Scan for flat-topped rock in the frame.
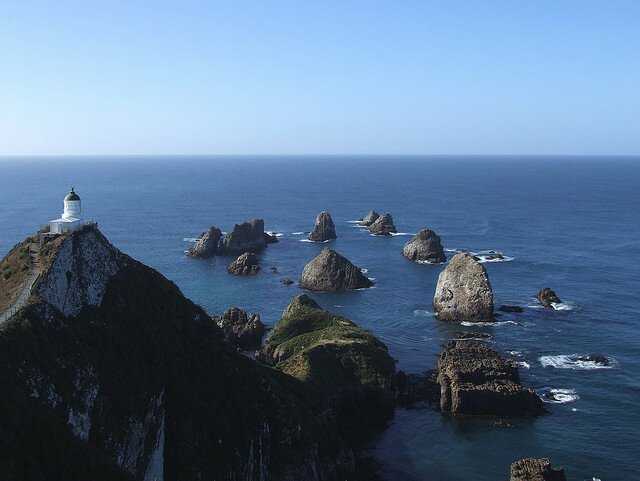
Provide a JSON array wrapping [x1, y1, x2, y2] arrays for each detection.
[[186, 226, 222, 258], [220, 219, 268, 256], [227, 252, 260, 276], [308, 211, 337, 242], [213, 307, 265, 350], [510, 458, 566, 481], [437, 340, 545, 417], [437, 341, 545, 417], [368, 212, 397, 236], [359, 210, 380, 227], [300, 248, 373, 292], [433, 253, 494, 321], [402, 229, 446, 263], [536, 287, 561, 308]]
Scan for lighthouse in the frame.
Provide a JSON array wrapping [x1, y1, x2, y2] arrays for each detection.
[[48, 188, 92, 234]]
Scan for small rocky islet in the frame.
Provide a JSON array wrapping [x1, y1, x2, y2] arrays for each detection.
[[308, 210, 337, 242], [402, 228, 446, 263], [300, 247, 373, 292]]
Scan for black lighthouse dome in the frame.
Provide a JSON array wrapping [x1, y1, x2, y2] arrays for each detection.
[[64, 188, 80, 201]]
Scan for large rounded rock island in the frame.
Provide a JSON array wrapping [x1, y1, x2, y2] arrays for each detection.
[[433, 253, 494, 321], [300, 248, 373, 292], [402, 229, 446, 263]]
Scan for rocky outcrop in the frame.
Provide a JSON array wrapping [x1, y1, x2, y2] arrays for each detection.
[[577, 354, 610, 365], [220, 219, 268, 256], [263, 232, 279, 244], [536, 287, 561, 308], [0, 225, 361, 480], [300, 248, 373, 292], [436, 340, 545, 417], [186, 226, 222, 259], [359, 210, 380, 227], [257, 295, 396, 435], [227, 252, 260, 276], [308, 211, 337, 242], [368, 212, 397, 235], [402, 229, 446, 263], [433, 253, 494, 322], [510, 458, 566, 481], [281, 278, 294, 285], [213, 307, 265, 350]]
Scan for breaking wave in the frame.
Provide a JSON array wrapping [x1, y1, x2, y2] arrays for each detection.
[[183, 237, 198, 243], [536, 388, 579, 404], [539, 354, 617, 370], [460, 320, 517, 327]]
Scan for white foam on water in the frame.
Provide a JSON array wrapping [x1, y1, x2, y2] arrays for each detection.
[[346, 220, 362, 223], [539, 354, 617, 370], [516, 361, 531, 369], [292, 232, 305, 235], [460, 320, 517, 327], [300, 238, 331, 243], [268, 232, 283, 237], [183, 237, 198, 243], [390, 232, 414, 236], [367, 277, 376, 281], [416, 259, 445, 265], [537, 388, 579, 404], [508, 350, 524, 357], [413, 309, 433, 317], [360, 268, 368, 274], [550, 302, 574, 311], [475, 254, 515, 263]]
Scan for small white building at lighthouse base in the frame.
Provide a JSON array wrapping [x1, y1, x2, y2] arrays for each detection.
[[49, 188, 93, 234]]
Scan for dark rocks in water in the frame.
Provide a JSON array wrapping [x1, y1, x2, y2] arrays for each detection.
[[402, 229, 446, 263], [436, 340, 545, 417], [499, 305, 524, 313], [368, 212, 397, 236], [308, 211, 337, 242], [484, 253, 505, 261], [270, 266, 278, 273], [227, 252, 260, 276], [359, 210, 380, 226], [257, 295, 396, 436], [509, 458, 566, 481], [454, 331, 491, 340], [492, 419, 516, 428], [577, 354, 610, 365], [300, 248, 373, 292], [213, 307, 265, 350], [536, 287, 561, 308], [220, 219, 268, 256], [281, 278, 294, 285], [395, 370, 440, 407], [433, 253, 494, 322], [186, 226, 222, 258], [263, 232, 279, 244]]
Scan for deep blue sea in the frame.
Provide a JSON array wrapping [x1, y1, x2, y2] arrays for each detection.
[[1, 156, 639, 480]]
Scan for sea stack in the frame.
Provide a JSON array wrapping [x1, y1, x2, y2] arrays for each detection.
[[437, 340, 545, 416], [300, 248, 373, 291], [536, 287, 561, 308], [509, 458, 566, 481], [186, 226, 222, 258], [368, 212, 397, 235], [433, 253, 494, 321], [359, 210, 380, 226], [308, 211, 337, 242], [227, 252, 260, 276], [220, 219, 268, 255], [213, 307, 265, 350], [402, 229, 446, 263]]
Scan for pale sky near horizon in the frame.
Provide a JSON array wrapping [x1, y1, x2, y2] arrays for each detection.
[[1, 1, 639, 156]]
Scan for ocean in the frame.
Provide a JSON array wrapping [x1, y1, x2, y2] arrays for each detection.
[[1, 156, 638, 480]]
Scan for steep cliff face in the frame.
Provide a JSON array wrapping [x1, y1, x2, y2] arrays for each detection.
[[0, 226, 354, 481]]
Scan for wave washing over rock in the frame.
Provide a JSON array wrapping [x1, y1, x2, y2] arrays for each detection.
[[539, 354, 617, 370]]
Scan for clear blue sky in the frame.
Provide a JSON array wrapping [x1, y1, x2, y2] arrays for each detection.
[[1, 1, 638, 155]]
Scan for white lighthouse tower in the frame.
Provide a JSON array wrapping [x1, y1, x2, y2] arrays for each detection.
[[48, 188, 91, 234]]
